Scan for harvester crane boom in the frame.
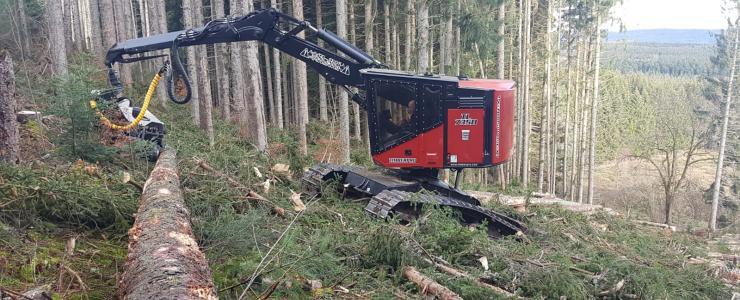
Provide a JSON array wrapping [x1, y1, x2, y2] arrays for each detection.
[[105, 8, 381, 107]]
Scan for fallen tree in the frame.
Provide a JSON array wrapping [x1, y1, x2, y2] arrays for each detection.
[[118, 149, 217, 299], [402, 266, 462, 300]]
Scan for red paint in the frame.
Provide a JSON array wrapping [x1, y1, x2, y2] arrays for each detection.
[[446, 109, 485, 164], [372, 125, 444, 168], [492, 89, 515, 164]]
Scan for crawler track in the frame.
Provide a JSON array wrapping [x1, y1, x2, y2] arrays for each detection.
[[302, 164, 526, 237]]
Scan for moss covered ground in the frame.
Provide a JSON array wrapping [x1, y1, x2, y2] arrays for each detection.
[[1, 103, 737, 299]]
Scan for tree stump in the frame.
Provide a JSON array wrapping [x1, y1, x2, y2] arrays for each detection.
[[0, 52, 19, 164], [118, 149, 217, 299]]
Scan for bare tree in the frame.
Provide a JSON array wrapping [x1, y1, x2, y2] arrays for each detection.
[[292, 0, 309, 155], [416, 0, 429, 73], [88, 0, 104, 56], [181, 0, 201, 123], [271, 0, 284, 129], [239, 0, 268, 151], [317, 0, 329, 122], [710, 22, 739, 231], [193, 0, 215, 147], [47, 0, 69, 76], [337, 0, 351, 163], [0, 53, 19, 164], [587, 13, 603, 205], [211, 0, 230, 121]]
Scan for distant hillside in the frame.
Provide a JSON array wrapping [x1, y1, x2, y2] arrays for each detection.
[[603, 43, 715, 76], [608, 29, 720, 44]]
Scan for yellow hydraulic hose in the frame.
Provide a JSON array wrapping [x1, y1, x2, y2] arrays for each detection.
[[90, 67, 164, 131]]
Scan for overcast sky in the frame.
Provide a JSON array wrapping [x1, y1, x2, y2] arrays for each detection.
[[608, 0, 733, 31]]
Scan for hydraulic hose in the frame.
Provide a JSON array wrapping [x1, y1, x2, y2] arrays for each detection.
[[166, 40, 193, 104], [90, 65, 166, 131]]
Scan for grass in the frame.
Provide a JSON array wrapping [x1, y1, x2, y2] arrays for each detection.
[[0, 82, 735, 298]]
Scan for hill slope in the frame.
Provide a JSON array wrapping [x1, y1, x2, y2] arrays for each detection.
[[608, 29, 720, 44]]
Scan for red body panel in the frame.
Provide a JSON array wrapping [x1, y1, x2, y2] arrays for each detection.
[[446, 109, 485, 164], [492, 89, 515, 164], [372, 126, 444, 168]]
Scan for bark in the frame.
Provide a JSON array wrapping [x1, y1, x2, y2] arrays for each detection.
[[710, 25, 739, 231], [112, 0, 133, 86], [47, 0, 69, 76], [538, 0, 553, 193], [150, 0, 169, 105], [17, 0, 32, 55], [271, 0, 284, 129], [118, 149, 217, 299], [263, 44, 275, 124], [402, 266, 462, 300], [587, 15, 602, 205], [64, 0, 74, 52], [337, 0, 351, 163], [363, 0, 374, 154], [213, 0, 232, 120], [350, 1, 362, 140], [71, 0, 84, 51], [240, 0, 268, 151], [193, 0, 215, 147], [416, 0, 429, 73], [0, 54, 19, 164], [521, 0, 532, 187], [182, 0, 201, 123], [404, 0, 414, 71], [384, 1, 391, 65], [292, 0, 309, 155], [88, 0, 104, 56], [317, 0, 329, 122]]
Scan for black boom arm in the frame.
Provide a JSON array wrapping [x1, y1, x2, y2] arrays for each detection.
[[106, 8, 381, 104]]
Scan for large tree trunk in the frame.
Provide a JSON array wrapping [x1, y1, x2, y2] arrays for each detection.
[[317, 0, 329, 122], [17, 0, 32, 55], [538, 0, 553, 193], [118, 149, 217, 299], [404, 0, 414, 71], [363, 0, 374, 155], [271, 0, 284, 129], [213, 0, 232, 120], [193, 0, 215, 147], [587, 14, 602, 205], [112, 0, 133, 86], [47, 0, 69, 76], [350, 1, 362, 141], [521, 0, 532, 187], [88, 0, 104, 56], [416, 0, 429, 73], [182, 0, 201, 123], [292, 0, 309, 155], [337, 0, 351, 163], [710, 25, 739, 231], [0, 54, 19, 164], [240, 0, 269, 151]]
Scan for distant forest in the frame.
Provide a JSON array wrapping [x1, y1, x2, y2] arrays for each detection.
[[602, 42, 716, 76]]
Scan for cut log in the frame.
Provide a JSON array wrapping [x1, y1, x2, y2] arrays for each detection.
[[118, 149, 217, 299], [420, 258, 518, 298], [402, 266, 462, 300], [631, 220, 677, 232]]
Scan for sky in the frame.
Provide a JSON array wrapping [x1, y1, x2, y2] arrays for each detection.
[[607, 0, 733, 31]]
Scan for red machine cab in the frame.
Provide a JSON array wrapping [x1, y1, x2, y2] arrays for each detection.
[[364, 69, 516, 170]]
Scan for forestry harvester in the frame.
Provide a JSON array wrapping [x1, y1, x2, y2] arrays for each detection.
[[93, 8, 526, 236]]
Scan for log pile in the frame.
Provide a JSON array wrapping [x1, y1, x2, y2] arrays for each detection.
[[118, 149, 217, 299]]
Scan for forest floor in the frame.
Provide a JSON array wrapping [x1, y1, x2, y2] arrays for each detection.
[[1, 106, 738, 299]]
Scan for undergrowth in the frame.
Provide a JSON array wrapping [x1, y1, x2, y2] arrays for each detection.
[[0, 63, 734, 298]]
